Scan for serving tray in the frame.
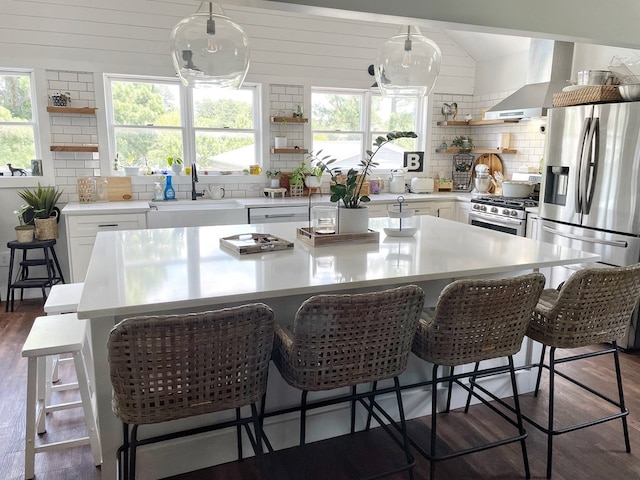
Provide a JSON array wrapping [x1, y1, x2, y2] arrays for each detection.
[[220, 233, 293, 255], [296, 227, 379, 247]]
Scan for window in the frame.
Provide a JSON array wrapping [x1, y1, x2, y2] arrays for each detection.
[[106, 75, 258, 172], [311, 88, 423, 171], [0, 70, 38, 172]]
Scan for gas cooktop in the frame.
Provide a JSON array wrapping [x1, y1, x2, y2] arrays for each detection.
[[470, 196, 538, 220]]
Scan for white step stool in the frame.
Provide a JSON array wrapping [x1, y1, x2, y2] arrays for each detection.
[[22, 313, 101, 480], [44, 283, 84, 385]]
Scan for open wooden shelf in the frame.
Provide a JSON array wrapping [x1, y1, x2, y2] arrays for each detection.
[[50, 145, 99, 152], [46, 106, 97, 115], [435, 148, 517, 154], [437, 119, 519, 126], [271, 148, 308, 154], [270, 116, 308, 123]]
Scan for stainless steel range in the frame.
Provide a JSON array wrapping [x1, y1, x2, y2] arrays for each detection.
[[469, 196, 538, 236]]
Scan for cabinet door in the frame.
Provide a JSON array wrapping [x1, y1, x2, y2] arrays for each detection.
[[526, 214, 539, 240], [434, 202, 455, 220], [367, 203, 389, 218], [68, 236, 96, 282], [456, 201, 471, 224]]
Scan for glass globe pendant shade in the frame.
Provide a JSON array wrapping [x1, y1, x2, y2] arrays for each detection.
[[374, 25, 441, 97], [170, 2, 250, 89]]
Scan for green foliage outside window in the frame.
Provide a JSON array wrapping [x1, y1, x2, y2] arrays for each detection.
[[0, 74, 36, 170]]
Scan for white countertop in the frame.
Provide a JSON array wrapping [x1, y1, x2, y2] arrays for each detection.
[[77, 216, 598, 319], [62, 192, 472, 215]]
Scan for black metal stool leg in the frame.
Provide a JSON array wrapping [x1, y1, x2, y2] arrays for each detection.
[[546, 347, 556, 479], [236, 407, 243, 460], [464, 362, 480, 413], [300, 390, 308, 446], [508, 355, 530, 479], [351, 384, 357, 434], [612, 342, 631, 453], [430, 363, 439, 480], [535, 344, 547, 397]]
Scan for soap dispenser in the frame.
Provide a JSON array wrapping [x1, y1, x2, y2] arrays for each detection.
[[163, 175, 176, 200], [153, 182, 163, 201]]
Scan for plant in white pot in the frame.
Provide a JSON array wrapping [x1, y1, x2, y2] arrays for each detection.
[[314, 131, 418, 233], [167, 156, 183, 175], [18, 183, 63, 240], [274, 118, 287, 149], [266, 170, 281, 188], [303, 154, 331, 190], [13, 204, 35, 243]]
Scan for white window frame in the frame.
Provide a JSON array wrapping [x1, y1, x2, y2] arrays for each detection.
[[311, 87, 427, 172], [0, 68, 46, 186], [104, 74, 261, 173]]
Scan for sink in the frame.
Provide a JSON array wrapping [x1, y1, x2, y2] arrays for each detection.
[[147, 200, 247, 228], [150, 199, 244, 211]]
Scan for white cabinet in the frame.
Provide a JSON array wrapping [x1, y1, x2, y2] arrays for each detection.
[[526, 211, 539, 240], [66, 213, 146, 282], [405, 201, 455, 220], [456, 201, 471, 224], [367, 203, 390, 218]]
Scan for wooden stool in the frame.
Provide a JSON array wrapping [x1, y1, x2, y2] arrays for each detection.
[[264, 187, 287, 198], [43, 282, 84, 387], [22, 313, 101, 480]]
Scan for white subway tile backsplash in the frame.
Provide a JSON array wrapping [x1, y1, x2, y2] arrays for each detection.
[[58, 72, 78, 82]]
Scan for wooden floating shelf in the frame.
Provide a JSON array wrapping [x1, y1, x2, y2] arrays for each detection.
[[271, 148, 309, 154], [46, 106, 97, 115], [50, 145, 99, 152], [435, 148, 517, 154], [437, 119, 519, 126], [270, 116, 308, 123]]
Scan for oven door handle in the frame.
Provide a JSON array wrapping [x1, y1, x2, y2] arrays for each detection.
[[469, 212, 524, 225], [542, 225, 628, 248]]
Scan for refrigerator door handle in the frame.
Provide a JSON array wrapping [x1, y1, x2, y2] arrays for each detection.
[[583, 117, 600, 215], [575, 117, 591, 214], [542, 225, 629, 248]]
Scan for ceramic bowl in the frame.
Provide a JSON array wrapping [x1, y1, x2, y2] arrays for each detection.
[[124, 166, 140, 176]]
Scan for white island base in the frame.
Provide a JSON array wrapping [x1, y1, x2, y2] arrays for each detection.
[[78, 217, 599, 479]]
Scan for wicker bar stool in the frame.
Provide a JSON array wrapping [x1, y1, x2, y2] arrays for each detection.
[[524, 263, 640, 479], [269, 285, 425, 479], [108, 304, 275, 480], [409, 273, 546, 480]]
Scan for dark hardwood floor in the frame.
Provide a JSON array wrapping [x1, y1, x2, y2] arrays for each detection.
[[4, 299, 640, 479]]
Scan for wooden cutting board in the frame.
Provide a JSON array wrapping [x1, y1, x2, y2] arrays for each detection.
[[472, 153, 503, 193], [105, 176, 133, 201]]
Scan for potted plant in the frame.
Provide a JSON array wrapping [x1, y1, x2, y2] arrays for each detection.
[[13, 204, 35, 243], [18, 183, 63, 240], [315, 131, 417, 233], [167, 157, 183, 175], [275, 118, 287, 149], [289, 164, 306, 197], [50, 91, 71, 107], [304, 151, 334, 190], [266, 170, 281, 188], [451, 135, 473, 153]]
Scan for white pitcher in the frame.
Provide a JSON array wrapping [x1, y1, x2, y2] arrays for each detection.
[[207, 186, 225, 199]]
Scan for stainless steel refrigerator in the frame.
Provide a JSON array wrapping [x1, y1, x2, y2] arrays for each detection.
[[539, 101, 640, 349]]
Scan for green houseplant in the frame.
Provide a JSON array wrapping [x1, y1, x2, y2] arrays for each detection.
[[451, 135, 473, 153], [18, 183, 63, 240], [13, 204, 35, 243], [316, 131, 417, 209], [266, 170, 281, 188]]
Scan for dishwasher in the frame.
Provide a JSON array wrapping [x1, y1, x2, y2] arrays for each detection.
[[248, 206, 309, 224]]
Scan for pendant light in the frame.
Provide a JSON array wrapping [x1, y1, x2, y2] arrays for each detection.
[[170, 2, 250, 89], [374, 25, 441, 97]]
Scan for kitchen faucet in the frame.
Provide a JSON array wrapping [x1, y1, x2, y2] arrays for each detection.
[[191, 163, 205, 200]]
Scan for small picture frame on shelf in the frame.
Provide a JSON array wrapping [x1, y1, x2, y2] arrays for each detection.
[[31, 159, 43, 176]]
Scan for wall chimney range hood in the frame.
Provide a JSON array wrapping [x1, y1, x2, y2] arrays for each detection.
[[484, 40, 574, 120]]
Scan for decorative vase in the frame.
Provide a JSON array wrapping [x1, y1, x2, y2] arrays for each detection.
[[269, 178, 281, 188], [290, 184, 303, 197], [171, 163, 183, 175], [34, 211, 59, 240], [15, 225, 35, 243], [274, 137, 287, 149], [337, 206, 369, 234]]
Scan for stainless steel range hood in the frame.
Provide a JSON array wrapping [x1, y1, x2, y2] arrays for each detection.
[[484, 40, 574, 120]]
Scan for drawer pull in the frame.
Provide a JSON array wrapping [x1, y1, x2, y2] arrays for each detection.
[[97, 224, 119, 228]]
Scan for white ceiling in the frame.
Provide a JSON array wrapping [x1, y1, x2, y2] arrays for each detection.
[[445, 30, 531, 62]]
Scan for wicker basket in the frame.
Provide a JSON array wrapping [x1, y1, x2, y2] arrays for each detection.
[[553, 86, 622, 107], [34, 215, 58, 240]]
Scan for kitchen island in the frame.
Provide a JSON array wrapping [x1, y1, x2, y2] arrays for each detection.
[[78, 216, 599, 479]]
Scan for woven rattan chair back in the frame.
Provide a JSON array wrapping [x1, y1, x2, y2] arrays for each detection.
[[276, 285, 425, 391], [529, 263, 640, 349], [108, 303, 275, 425], [413, 273, 546, 366]]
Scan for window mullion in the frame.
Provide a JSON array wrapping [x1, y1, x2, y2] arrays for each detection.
[[182, 85, 194, 166]]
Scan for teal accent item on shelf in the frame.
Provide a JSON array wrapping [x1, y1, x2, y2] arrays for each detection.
[[163, 175, 176, 200]]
